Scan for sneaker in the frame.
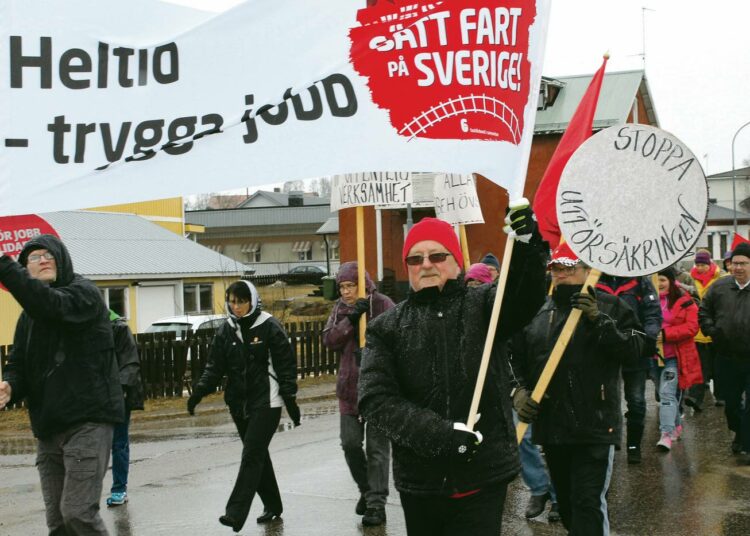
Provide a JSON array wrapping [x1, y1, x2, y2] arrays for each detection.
[[627, 446, 641, 464], [355, 494, 367, 516], [362, 507, 386, 527], [106, 492, 128, 507], [670, 424, 683, 441], [657, 433, 672, 452], [547, 502, 561, 523], [524, 492, 550, 519]]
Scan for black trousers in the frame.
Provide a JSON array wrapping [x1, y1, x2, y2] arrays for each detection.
[[226, 407, 282, 529], [544, 444, 614, 536], [399, 482, 508, 536], [721, 358, 750, 451]]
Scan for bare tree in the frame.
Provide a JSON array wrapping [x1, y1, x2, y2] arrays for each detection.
[[307, 177, 331, 198], [185, 193, 213, 211], [282, 180, 305, 193]]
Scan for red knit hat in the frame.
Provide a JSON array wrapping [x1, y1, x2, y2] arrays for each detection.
[[402, 217, 464, 269], [548, 242, 579, 267]]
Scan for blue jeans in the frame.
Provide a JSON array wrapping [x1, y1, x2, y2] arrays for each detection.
[[657, 359, 682, 434], [514, 411, 557, 501], [111, 409, 131, 493], [340, 414, 390, 509]]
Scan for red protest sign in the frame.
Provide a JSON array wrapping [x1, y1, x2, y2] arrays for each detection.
[[0, 214, 59, 291]]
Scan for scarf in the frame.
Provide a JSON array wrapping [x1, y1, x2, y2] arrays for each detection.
[[690, 263, 717, 288]]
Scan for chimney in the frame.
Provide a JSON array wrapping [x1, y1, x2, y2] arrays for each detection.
[[273, 187, 281, 193], [289, 191, 304, 207]]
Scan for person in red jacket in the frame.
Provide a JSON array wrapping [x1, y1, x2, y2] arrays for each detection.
[[654, 268, 703, 451]]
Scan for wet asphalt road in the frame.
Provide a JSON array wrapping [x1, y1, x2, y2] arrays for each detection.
[[1, 394, 750, 535]]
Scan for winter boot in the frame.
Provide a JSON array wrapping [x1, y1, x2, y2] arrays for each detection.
[[525, 492, 550, 519], [626, 424, 644, 464]]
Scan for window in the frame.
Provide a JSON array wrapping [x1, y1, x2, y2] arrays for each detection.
[[292, 240, 312, 261], [241, 243, 261, 263], [100, 287, 128, 318], [183, 283, 213, 314], [298, 250, 312, 261], [330, 239, 340, 260]]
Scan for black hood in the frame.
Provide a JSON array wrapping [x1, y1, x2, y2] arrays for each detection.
[[18, 234, 74, 287]]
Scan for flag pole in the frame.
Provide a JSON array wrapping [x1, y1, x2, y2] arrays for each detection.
[[459, 225, 471, 269], [356, 206, 367, 347], [467, 236, 515, 430]]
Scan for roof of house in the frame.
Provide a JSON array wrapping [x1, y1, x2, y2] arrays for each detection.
[[185, 205, 333, 229], [316, 215, 339, 235], [40, 211, 244, 279], [236, 190, 330, 208], [707, 203, 750, 223], [707, 166, 750, 179], [535, 70, 658, 134]]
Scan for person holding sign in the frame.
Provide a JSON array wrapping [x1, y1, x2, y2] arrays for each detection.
[[698, 243, 750, 462], [510, 243, 645, 535], [358, 204, 548, 536], [322, 262, 395, 527], [0, 235, 125, 536]]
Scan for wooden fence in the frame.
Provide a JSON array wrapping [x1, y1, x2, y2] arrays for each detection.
[[0, 321, 337, 409]]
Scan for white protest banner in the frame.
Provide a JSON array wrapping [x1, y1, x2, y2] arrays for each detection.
[[330, 172, 412, 211], [557, 124, 709, 277], [434, 173, 484, 225], [0, 0, 550, 216]]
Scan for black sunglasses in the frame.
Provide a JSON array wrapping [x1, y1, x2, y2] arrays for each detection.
[[405, 252, 452, 266]]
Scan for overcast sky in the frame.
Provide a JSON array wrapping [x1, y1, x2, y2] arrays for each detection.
[[171, 0, 750, 188]]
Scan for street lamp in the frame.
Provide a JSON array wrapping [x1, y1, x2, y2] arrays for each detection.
[[731, 120, 750, 234]]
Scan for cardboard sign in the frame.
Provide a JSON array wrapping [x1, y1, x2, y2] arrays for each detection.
[[331, 172, 413, 210], [0, 0, 551, 216], [434, 173, 485, 225], [0, 214, 59, 291], [557, 125, 708, 277]]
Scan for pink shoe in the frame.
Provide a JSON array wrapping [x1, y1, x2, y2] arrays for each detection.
[[657, 433, 672, 452], [670, 424, 683, 441]]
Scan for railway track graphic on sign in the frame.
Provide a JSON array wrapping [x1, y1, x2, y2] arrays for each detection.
[[398, 94, 521, 143]]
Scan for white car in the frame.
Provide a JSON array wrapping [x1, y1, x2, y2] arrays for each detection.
[[143, 314, 226, 339]]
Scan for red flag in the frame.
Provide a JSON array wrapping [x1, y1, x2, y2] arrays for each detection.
[[731, 233, 750, 250], [533, 55, 609, 249]]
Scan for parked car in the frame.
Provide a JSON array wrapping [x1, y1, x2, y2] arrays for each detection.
[[143, 314, 225, 339], [284, 265, 327, 285]]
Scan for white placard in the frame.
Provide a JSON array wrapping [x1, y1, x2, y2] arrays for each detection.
[[434, 173, 484, 225], [0, 0, 551, 216], [330, 172, 412, 211], [557, 124, 708, 277]]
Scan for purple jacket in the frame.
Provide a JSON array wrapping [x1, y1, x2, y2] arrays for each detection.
[[323, 263, 395, 415]]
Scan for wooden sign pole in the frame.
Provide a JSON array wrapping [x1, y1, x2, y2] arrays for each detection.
[[459, 225, 471, 269], [356, 206, 367, 348], [467, 236, 515, 430], [515, 268, 602, 444]]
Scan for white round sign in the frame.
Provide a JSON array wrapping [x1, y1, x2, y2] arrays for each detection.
[[556, 124, 708, 277]]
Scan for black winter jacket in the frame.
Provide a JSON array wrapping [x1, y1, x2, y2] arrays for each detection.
[[1, 235, 124, 439], [194, 311, 297, 416], [698, 276, 750, 361], [597, 275, 661, 369], [358, 241, 547, 496], [112, 318, 145, 411], [511, 289, 644, 445]]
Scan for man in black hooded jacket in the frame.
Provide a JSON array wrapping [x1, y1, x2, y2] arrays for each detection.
[[0, 234, 124, 535]]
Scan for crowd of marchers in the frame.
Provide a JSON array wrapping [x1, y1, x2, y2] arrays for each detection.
[[1, 203, 749, 536]]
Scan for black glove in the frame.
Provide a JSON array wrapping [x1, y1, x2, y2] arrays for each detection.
[[512, 387, 540, 423], [571, 285, 600, 322], [503, 198, 538, 244], [284, 396, 301, 427], [642, 335, 658, 358], [187, 393, 202, 416], [347, 298, 370, 325], [451, 423, 483, 462]]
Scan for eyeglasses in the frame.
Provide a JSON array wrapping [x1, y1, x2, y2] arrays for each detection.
[[549, 264, 579, 275], [733, 261, 749, 267], [27, 252, 55, 263], [339, 283, 357, 292], [405, 252, 452, 266]]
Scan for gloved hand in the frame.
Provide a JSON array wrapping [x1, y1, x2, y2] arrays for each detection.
[[571, 285, 600, 322], [347, 298, 370, 325], [187, 393, 202, 416], [512, 387, 540, 423], [451, 422, 483, 462], [284, 396, 301, 427], [503, 198, 537, 243]]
